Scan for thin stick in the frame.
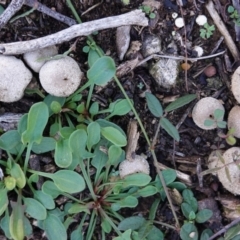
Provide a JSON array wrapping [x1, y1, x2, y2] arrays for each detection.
[[24, 0, 77, 26], [0, 0, 24, 29], [205, 0, 240, 61], [208, 217, 240, 240], [0, 10, 148, 55]]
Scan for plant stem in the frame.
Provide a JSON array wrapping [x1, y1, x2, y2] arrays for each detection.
[[86, 83, 94, 110], [23, 142, 33, 174], [99, 208, 122, 236], [79, 159, 97, 201]]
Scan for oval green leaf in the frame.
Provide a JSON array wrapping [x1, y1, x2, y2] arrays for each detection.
[[32, 137, 56, 154], [87, 122, 101, 151], [10, 162, 26, 188], [87, 56, 116, 86], [122, 173, 151, 188], [101, 127, 127, 147], [145, 92, 163, 117], [34, 190, 55, 210], [195, 209, 213, 223], [180, 223, 198, 240], [52, 170, 85, 194], [24, 198, 47, 220], [55, 139, 72, 168], [42, 181, 62, 199], [22, 102, 49, 144], [118, 216, 145, 231], [165, 94, 196, 112], [44, 213, 67, 240], [160, 117, 180, 141]]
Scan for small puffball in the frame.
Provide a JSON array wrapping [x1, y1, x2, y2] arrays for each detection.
[[175, 17, 184, 28], [0, 56, 32, 102], [23, 45, 58, 72], [231, 66, 240, 103], [193, 46, 204, 57], [196, 15, 207, 26], [192, 97, 225, 130], [119, 155, 150, 178], [39, 56, 82, 97], [216, 147, 240, 195], [204, 65, 217, 77], [228, 106, 240, 138]]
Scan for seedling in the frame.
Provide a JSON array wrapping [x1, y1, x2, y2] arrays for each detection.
[[218, 128, 237, 146], [200, 23, 215, 39], [139, 5, 156, 19], [180, 189, 213, 240], [228, 5, 240, 26], [204, 108, 227, 129]]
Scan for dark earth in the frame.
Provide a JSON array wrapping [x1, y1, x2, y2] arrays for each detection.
[[1, 0, 240, 239]]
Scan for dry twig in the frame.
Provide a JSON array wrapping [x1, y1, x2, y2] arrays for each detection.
[[0, 10, 148, 55], [206, 0, 240, 61]]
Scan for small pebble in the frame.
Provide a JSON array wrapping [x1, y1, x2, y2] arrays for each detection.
[[204, 65, 217, 77]]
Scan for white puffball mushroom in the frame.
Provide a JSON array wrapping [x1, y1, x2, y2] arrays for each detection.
[[196, 15, 207, 26], [231, 66, 240, 103], [193, 46, 204, 57], [0, 55, 32, 102], [119, 155, 150, 178], [216, 147, 240, 195], [192, 97, 225, 130], [39, 56, 82, 97], [172, 12, 178, 19], [228, 106, 240, 138], [175, 17, 184, 28], [23, 45, 58, 73]]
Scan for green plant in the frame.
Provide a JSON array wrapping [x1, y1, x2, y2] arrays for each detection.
[[200, 23, 215, 39], [180, 189, 213, 240], [228, 5, 240, 26], [218, 128, 237, 146], [139, 5, 156, 19], [145, 93, 197, 142], [204, 108, 227, 129]]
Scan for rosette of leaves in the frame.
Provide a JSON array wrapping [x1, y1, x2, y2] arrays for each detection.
[[180, 189, 213, 240]]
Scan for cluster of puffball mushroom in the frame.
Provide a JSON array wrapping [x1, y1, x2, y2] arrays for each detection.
[[0, 45, 83, 102], [192, 66, 240, 195]]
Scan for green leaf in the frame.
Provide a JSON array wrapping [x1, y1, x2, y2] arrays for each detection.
[[225, 224, 240, 240], [87, 122, 101, 151], [101, 127, 127, 147], [113, 229, 132, 240], [149, 198, 161, 221], [217, 121, 227, 129], [9, 199, 25, 240], [180, 223, 198, 240], [87, 56, 116, 86], [181, 202, 194, 219], [155, 169, 177, 190], [106, 99, 131, 119], [42, 180, 62, 199], [122, 173, 151, 188], [228, 5, 235, 13], [195, 209, 212, 223], [118, 216, 145, 231], [44, 95, 65, 116], [68, 204, 90, 214], [0, 189, 8, 217], [136, 186, 158, 197], [44, 213, 67, 240], [88, 48, 104, 67], [17, 113, 28, 135], [108, 145, 123, 166], [147, 226, 164, 240], [160, 117, 180, 141], [32, 137, 56, 154], [55, 139, 72, 168], [0, 5, 5, 15], [0, 212, 11, 239], [101, 218, 112, 233], [168, 182, 187, 191], [182, 189, 198, 212], [69, 129, 89, 159], [149, 13, 156, 19], [22, 102, 49, 144], [59, 127, 75, 139], [111, 196, 138, 211], [89, 102, 99, 115], [34, 190, 55, 210], [52, 170, 85, 194], [213, 109, 224, 119], [165, 94, 197, 112], [24, 198, 47, 220], [200, 229, 213, 240], [145, 92, 163, 117], [0, 130, 22, 154], [10, 162, 26, 188]]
